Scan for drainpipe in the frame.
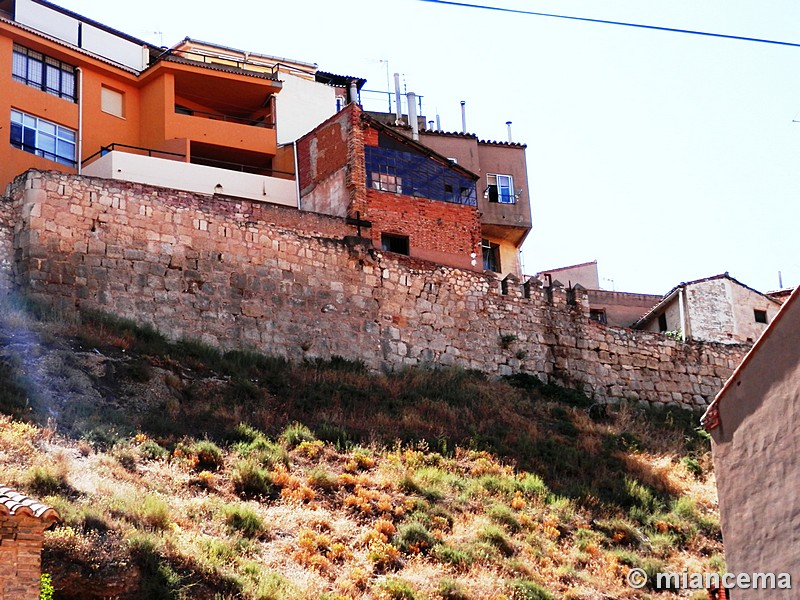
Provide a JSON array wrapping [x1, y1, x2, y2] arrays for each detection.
[[678, 287, 687, 341], [394, 73, 402, 123], [293, 140, 301, 210], [76, 67, 83, 174], [407, 92, 419, 141]]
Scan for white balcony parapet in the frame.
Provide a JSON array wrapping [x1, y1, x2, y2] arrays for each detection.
[[82, 151, 297, 207]]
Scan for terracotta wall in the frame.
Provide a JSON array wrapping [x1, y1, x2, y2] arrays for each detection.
[[8, 171, 749, 409]]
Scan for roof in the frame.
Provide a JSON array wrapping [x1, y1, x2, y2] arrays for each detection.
[[632, 272, 781, 329], [0, 486, 60, 523], [316, 71, 367, 90], [702, 284, 800, 431], [177, 37, 318, 70], [362, 113, 480, 182], [152, 51, 282, 83], [417, 128, 527, 148], [536, 260, 598, 275]]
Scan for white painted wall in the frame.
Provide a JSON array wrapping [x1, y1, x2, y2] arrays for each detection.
[[15, 0, 147, 71], [83, 152, 297, 207], [275, 74, 336, 144]]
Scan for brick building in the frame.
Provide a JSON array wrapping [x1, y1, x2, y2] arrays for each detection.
[[297, 103, 482, 270], [0, 486, 60, 600]]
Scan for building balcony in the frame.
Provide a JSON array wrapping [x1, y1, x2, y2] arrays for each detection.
[[170, 111, 277, 157], [82, 145, 297, 207]]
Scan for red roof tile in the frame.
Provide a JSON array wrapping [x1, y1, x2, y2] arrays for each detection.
[[0, 486, 60, 522]]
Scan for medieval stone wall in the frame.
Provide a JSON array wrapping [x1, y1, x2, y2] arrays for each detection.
[[7, 171, 748, 409], [0, 196, 13, 296]]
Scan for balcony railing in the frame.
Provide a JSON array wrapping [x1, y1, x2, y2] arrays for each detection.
[[156, 49, 280, 80], [82, 143, 185, 167]]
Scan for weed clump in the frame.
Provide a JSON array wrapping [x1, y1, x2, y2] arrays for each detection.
[[224, 504, 266, 539]]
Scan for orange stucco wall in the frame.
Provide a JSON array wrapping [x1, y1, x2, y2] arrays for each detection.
[[1, 20, 279, 193]]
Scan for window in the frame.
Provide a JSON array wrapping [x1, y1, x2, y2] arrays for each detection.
[[481, 238, 501, 272], [10, 109, 76, 167], [371, 167, 403, 193], [101, 86, 125, 118], [754, 309, 768, 324], [381, 233, 409, 255], [12, 44, 76, 102], [658, 313, 668, 332], [486, 173, 514, 204], [590, 309, 607, 324]]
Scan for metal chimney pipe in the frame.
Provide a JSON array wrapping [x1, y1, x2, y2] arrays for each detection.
[[460, 100, 467, 134], [394, 73, 402, 122], [428, 120, 434, 130], [436, 113, 441, 130], [349, 81, 359, 105], [506, 121, 513, 143], [407, 92, 419, 141]]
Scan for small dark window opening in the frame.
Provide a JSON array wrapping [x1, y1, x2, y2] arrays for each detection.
[[381, 233, 409, 255], [754, 309, 768, 324], [590, 309, 607, 324], [487, 184, 499, 203], [481, 238, 501, 272], [658, 313, 668, 332]]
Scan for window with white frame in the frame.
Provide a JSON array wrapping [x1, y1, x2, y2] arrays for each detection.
[[10, 109, 76, 167], [371, 167, 403, 194], [12, 44, 76, 102], [486, 173, 515, 204]]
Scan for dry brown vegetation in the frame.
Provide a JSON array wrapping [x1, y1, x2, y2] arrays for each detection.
[[0, 300, 723, 599]]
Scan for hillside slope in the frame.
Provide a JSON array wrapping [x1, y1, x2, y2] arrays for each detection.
[[0, 301, 722, 599]]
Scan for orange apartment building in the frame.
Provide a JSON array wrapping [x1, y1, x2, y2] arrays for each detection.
[[1, 0, 296, 205]]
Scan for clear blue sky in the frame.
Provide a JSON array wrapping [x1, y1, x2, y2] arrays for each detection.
[[58, 0, 800, 295]]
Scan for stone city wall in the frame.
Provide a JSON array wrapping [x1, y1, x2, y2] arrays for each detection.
[[0, 195, 13, 296], [7, 170, 749, 409]]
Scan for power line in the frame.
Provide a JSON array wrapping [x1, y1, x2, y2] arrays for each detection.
[[415, 0, 800, 48]]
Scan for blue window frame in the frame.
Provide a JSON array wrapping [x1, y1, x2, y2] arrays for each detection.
[[10, 109, 77, 167]]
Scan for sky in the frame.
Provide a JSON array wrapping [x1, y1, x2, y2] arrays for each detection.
[[55, 0, 800, 295]]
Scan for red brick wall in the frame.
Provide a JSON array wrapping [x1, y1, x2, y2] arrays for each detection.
[[366, 189, 480, 270], [0, 515, 47, 600]]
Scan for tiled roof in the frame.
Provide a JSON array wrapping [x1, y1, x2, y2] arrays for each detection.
[[0, 486, 60, 522], [153, 53, 282, 83], [418, 129, 527, 148]]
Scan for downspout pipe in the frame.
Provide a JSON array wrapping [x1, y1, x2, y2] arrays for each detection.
[[678, 287, 687, 341], [76, 67, 83, 174], [293, 141, 301, 210]]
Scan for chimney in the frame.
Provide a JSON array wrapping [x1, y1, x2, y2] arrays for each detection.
[[394, 73, 402, 122], [349, 81, 359, 105], [407, 92, 419, 141], [428, 120, 434, 130], [460, 101, 467, 134], [506, 121, 513, 143]]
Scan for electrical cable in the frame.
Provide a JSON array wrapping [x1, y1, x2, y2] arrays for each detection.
[[414, 0, 800, 48]]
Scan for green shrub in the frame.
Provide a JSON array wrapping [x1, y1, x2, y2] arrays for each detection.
[[225, 505, 266, 539], [39, 573, 54, 600], [436, 577, 470, 600], [232, 459, 273, 499], [432, 544, 474, 571], [25, 465, 68, 496], [279, 422, 316, 449], [508, 578, 553, 600], [139, 440, 169, 460], [478, 525, 515, 557], [394, 521, 436, 554], [191, 440, 224, 471], [306, 467, 337, 490], [488, 503, 520, 532], [136, 495, 171, 531], [517, 473, 549, 500], [378, 578, 418, 599]]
